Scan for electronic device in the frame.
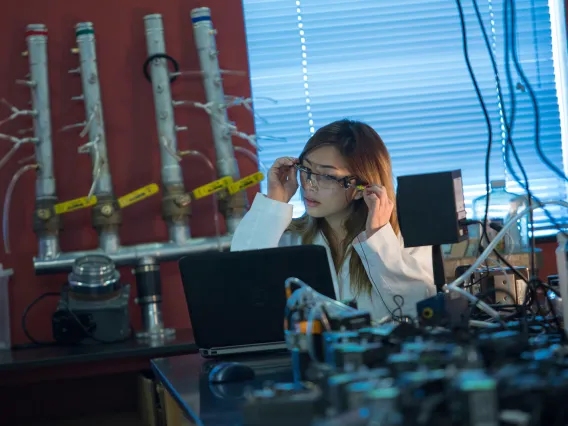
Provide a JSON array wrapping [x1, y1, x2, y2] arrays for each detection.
[[52, 255, 131, 345], [178, 245, 336, 357], [396, 170, 468, 292], [232, 277, 568, 425], [208, 362, 256, 383], [415, 291, 469, 328], [396, 169, 468, 247]]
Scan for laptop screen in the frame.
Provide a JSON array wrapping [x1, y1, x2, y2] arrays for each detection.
[[179, 245, 336, 350]]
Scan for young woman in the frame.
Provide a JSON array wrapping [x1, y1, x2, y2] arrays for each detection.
[[231, 119, 435, 320]]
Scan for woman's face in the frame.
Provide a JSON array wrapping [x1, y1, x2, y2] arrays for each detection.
[[299, 145, 362, 219]]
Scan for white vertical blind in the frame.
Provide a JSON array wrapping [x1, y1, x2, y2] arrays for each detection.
[[242, 0, 567, 234]]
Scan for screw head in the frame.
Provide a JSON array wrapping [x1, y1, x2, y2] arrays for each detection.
[[37, 209, 51, 220], [176, 194, 191, 207], [101, 205, 113, 216]]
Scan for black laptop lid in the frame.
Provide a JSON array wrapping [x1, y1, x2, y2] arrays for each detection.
[[178, 245, 336, 350]]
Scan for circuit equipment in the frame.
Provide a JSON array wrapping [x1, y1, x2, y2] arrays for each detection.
[[240, 275, 568, 426]]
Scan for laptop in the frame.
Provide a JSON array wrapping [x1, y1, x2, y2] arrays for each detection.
[[179, 245, 336, 357]]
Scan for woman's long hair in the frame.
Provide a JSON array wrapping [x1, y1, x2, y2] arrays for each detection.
[[288, 119, 398, 296]]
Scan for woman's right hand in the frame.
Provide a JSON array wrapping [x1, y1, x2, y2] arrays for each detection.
[[267, 157, 299, 203]]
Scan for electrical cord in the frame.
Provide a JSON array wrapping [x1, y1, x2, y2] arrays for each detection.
[[455, 0, 493, 255], [21, 292, 60, 345], [471, 0, 537, 280], [503, 0, 567, 235], [508, 0, 568, 183], [464, 3, 566, 336]]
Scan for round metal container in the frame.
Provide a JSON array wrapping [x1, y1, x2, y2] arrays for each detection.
[[68, 254, 121, 296]]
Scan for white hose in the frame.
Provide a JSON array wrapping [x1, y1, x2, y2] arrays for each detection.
[[444, 200, 568, 321], [0, 142, 23, 172], [2, 164, 38, 254], [234, 146, 268, 172], [179, 150, 222, 252]]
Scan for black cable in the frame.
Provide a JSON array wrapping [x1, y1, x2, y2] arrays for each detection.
[[509, 0, 568, 183], [471, 0, 538, 279], [455, 0, 493, 255], [21, 292, 61, 345], [471, 3, 567, 340], [504, 0, 568, 236], [503, 0, 567, 246], [143, 53, 180, 83]]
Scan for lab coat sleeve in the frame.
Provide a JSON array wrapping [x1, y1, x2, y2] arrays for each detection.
[[230, 193, 295, 251], [352, 223, 436, 318]]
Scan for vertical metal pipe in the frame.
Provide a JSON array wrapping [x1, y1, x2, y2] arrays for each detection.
[[134, 257, 175, 340], [75, 23, 120, 252], [144, 14, 191, 244], [75, 23, 113, 198], [26, 24, 60, 259], [190, 8, 246, 233]]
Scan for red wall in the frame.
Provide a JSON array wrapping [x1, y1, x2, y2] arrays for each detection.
[[0, 0, 258, 345], [0, 1, 564, 348]]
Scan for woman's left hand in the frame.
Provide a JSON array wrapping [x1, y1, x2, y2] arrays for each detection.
[[363, 184, 394, 237]]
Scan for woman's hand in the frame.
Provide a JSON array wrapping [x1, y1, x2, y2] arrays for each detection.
[[267, 157, 299, 203], [363, 184, 394, 237]]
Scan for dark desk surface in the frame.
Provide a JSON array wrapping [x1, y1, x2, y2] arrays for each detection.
[[0, 328, 197, 371], [151, 353, 294, 426]]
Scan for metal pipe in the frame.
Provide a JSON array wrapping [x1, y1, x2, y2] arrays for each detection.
[[75, 22, 113, 199], [75, 23, 121, 251], [190, 8, 246, 233], [25, 24, 60, 260], [144, 14, 190, 244], [33, 235, 231, 274], [134, 257, 175, 340]]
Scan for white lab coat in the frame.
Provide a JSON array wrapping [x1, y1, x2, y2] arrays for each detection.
[[230, 193, 436, 319]]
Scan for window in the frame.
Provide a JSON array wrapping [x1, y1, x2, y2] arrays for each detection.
[[242, 0, 568, 235]]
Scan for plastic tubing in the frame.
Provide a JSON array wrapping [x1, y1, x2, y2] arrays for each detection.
[[179, 149, 222, 251], [3, 163, 38, 253], [233, 145, 268, 172], [0, 143, 22, 172]]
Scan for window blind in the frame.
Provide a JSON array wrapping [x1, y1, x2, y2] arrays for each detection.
[[242, 0, 568, 235]]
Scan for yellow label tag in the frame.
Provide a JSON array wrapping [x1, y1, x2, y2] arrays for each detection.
[[54, 196, 98, 214], [228, 172, 265, 195], [118, 183, 159, 209], [192, 176, 233, 200]]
